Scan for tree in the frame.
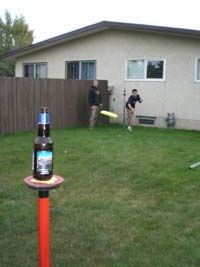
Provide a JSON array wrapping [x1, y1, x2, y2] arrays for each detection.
[[0, 10, 34, 76]]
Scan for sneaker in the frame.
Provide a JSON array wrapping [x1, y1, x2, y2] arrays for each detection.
[[127, 126, 132, 132]]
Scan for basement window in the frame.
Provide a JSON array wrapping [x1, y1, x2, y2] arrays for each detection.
[[137, 116, 156, 126]]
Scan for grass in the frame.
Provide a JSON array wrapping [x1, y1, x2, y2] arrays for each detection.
[[0, 125, 200, 267]]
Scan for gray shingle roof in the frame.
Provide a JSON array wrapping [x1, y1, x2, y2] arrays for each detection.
[[2, 20, 200, 59]]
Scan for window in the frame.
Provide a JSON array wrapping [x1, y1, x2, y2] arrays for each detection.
[[66, 61, 96, 80], [81, 62, 96, 80], [127, 60, 144, 79], [67, 62, 79, 79], [35, 64, 47, 78], [147, 61, 164, 79], [23, 63, 47, 78], [126, 59, 165, 80], [24, 64, 34, 78], [136, 116, 156, 126], [196, 58, 200, 81]]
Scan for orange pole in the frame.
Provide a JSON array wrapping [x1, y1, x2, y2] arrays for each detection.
[[38, 191, 50, 267]]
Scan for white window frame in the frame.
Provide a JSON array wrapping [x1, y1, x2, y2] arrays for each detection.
[[23, 62, 47, 78], [65, 60, 96, 80], [125, 59, 166, 81], [195, 58, 200, 82]]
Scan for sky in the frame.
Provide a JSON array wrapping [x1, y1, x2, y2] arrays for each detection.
[[0, 0, 200, 43]]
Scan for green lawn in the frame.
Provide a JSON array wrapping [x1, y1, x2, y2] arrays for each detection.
[[1, 125, 200, 267]]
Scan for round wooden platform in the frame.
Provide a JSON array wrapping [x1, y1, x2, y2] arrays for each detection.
[[24, 175, 64, 191]]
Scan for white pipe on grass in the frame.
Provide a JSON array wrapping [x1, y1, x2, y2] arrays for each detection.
[[189, 161, 200, 170]]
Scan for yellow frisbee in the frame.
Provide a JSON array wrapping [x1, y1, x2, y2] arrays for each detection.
[[100, 110, 118, 119]]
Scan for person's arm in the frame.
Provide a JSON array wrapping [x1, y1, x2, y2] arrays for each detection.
[[128, 104, 135, 111], [127, 96, 134, 111], [138, 94, 143, 103]]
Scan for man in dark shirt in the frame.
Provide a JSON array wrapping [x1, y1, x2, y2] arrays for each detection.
[[126, 89, 143, 131], [88, 80, 102, 129]]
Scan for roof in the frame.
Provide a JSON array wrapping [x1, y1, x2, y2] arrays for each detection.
[[2, 20, 200, 59]]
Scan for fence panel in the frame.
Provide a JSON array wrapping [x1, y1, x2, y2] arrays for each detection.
[[0, 77, 109, 134]]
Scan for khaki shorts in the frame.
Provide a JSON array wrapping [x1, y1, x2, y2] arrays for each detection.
[[126, 108, 134, 126]]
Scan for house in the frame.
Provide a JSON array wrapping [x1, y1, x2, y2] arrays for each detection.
[[3, 21, 200, 130]]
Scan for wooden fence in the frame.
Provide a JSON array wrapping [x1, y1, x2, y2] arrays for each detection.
[[0, 77, 109, 134]]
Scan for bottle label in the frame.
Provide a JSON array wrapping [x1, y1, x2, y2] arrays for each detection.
[[32, 152, 34, 171], [36, 151, 53, 175], [38, 113, 50, 124]]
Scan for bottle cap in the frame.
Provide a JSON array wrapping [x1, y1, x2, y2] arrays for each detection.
[[40, 107, 48, 113]]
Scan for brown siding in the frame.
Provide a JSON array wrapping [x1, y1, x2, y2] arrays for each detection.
[[0, 77, 109, 134]]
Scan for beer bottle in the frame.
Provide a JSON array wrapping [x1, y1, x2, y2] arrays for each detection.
[[32, 107, 53, 180]]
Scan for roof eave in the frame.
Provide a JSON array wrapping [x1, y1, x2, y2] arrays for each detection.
[[1, 21, 109, 60]]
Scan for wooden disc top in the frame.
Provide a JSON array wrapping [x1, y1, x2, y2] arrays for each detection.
[[24, 175, 64, 191]]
